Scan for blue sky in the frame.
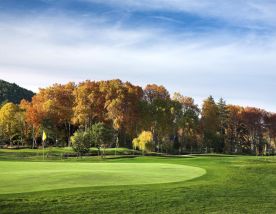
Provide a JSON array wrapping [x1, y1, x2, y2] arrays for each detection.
[[0, 0, 276, 111]]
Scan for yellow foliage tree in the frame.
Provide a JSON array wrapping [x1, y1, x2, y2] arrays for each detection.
[[132, 131, 153, 154], [0, 102, 22, 146]]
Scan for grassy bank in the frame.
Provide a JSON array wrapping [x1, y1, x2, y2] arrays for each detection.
[[0, 147, 140, 161]]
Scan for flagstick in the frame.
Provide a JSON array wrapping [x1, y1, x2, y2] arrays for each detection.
[[42, 131, 47, 161], [43, 140, 45, 161]]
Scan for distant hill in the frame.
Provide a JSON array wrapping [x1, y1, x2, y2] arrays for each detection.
[[0, 79, 35, 104]]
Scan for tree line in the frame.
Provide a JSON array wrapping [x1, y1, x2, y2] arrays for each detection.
[[0, 79, 275, 155]]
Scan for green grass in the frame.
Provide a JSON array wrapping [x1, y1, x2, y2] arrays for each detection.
[[0, 150, 275, 214], [0, 162, 205, 194]]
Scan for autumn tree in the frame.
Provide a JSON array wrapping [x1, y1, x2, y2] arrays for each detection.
[[0, 102, 22, 146], [73, 81, 105, 128], [224, 105, 243, 153], [201, 96, 220, 152], [132, 131, 153, 154], [20, 96, 47, 148], [3, 78, 274, 156], [143, 84, 170, 103], [216, 98, 229, 152], [42, 83, 75, 146], [101, 80, 143, 147], [16, 104, 31, 146], [21, 83, 75, 147], [240, 107, 268, 155], [142, 84, 176, 152], [173, 93, 200, 153], [264, 113, 276, 154]]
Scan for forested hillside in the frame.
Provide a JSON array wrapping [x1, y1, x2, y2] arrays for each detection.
[[0, 79, 34, 104]]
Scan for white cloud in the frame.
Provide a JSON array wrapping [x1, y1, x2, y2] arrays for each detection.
[[0, 13, 276, 111]]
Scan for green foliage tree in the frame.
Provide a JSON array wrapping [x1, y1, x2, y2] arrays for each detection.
[[89, 122, 115, 157], [70, 130, 91, 156], [89, 123, 114, 146]]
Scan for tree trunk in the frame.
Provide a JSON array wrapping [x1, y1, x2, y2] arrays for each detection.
[[9, 136, 12, 148], [68, 123, 71, 147], [32, 127, 35, 149]]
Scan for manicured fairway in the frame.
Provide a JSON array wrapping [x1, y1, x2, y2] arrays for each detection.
[[0, 162, 205, 194], [0, 152, 275, 214]]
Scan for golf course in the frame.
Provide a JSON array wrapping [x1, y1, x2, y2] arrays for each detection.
[[0, 162, 206, 194], [0, 149, 275, 213], [2, 0, 276, 213]]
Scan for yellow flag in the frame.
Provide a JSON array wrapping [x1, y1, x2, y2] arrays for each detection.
[[42, 131, 47, 141]]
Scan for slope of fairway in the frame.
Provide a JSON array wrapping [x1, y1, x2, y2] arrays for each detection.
[[0, 161, 206, 194]]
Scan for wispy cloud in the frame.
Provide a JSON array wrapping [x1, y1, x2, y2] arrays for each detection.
[[82, 0, 276, 29], [0, 1, 276, 111]]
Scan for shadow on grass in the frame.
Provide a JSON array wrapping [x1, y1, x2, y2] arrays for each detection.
[[192, 154, 238, 158], [102, 155, 139, 160]]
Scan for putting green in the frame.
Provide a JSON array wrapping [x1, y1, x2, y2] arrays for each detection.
[[0, 161, 206, 194]]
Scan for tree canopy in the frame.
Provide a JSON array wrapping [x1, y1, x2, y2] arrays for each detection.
[[0, 79, 275, 155]]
